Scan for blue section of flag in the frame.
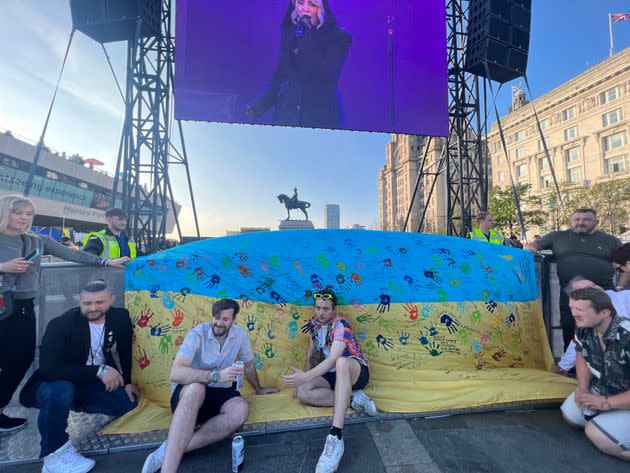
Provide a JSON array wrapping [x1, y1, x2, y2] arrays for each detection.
[[126, 230, 538, 304]]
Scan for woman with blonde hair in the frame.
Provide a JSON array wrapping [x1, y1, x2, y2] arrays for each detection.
[[245, 0, 352, 129], [0, 195, 129, 433]]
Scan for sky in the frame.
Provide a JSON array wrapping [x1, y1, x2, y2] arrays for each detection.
[[1, 1, 629, 237]]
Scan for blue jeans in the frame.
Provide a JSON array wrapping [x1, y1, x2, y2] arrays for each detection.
[[35, 379, 136, 457]]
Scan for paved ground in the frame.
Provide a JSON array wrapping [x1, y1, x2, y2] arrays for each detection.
[[1, 408, 626, 473]]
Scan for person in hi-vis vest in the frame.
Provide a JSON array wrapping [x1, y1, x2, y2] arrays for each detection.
[[83, 208, 137, 259], [468, 212, 506, 245]]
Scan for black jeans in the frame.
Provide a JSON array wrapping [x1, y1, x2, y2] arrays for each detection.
[[0, 299, 36, 409]]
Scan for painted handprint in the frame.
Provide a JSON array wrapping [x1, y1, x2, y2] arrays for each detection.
[[439, 313, 460, 334], [505, 313, 516, 327], [425, 341, 443, 357], [175, 258, 189, 269], [457, 327, 470, 345], [293, 260, 303, 274], [426, 325, 439, 337], [350, 273, 363, 285], [269, 291, 287, 307], [356, 312, 379, 324], [205, 274, 221, 289], [239, 294, 252, 309], [380, 258, 394, 274], [486, 300, 498, 313], [150, 323, 171, 337], [266, 323, 276, 340], [397, 247, 408, 258], [470, 309, 482, 325], [492, 349, 507, 362], [159, 334, 173, 354], [398, 331, 410, 346], [285, 321, 298, 341], [176, 287, 191, 302], [376, 334, 394, 351], [335, 274, 351, 291], [315, 253, 330, 269], [136, 350, 151, 369], [170, 308, 184, 327], [403, 303, 419, 321], [376, 293, 391, 313], [136, 308, 154, 328], [290, 306, 301, 320], [421, 304, 432, 320], [245, 314, 257, 331], [460, 262, 472, 275], [161, 293, 175, 310], [234, 252, 248, 262], [193, 267, 206, 280], [445, 257, 457, 269], [301, 320, 312, 334], [357, 326, 368, 342], [377, 316, 393, 331], [238, 264, 252, 277], [310, 274, 323, 290], [423, 269, 443, 284], [253, 353, 265, 371], [263, 343, 275, 359], [418, 330, 429, 346], [150, 284, 160, 298], [433, 248, 450, 256], [403, 275, 420, 290]]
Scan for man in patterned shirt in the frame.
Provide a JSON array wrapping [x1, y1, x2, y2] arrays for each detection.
[[282, 289, 377, 473], [561, 287, 630, 461]]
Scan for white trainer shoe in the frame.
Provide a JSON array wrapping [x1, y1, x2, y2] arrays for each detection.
[[351, 389, 378, 416], [315, 434, 344, 473], [42, 440, 95, 473], [141, 441, 167, 473]]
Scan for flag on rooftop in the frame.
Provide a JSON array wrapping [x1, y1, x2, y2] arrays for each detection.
[[610, 13, 630, 23]]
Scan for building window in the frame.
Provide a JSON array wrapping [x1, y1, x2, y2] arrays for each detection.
[[516, 163, 527, 179], [539, 174, 553, 189], [605, 154, 629, 174], [600, 86, 620, 105], [603, 131, 628, 152], [538, 137, 549, 151], [602, 108, 623, 128], [566, 166, 582, 184], [539, 157, 550, 171], [564, 126, 578, 141], [498, 170, 504, 183], [562, 106, 576, 121], [514, 130, 525, 142], [565, 147, 581, 163], [539, 118, 550, 131], [515, 147, 526, 159]]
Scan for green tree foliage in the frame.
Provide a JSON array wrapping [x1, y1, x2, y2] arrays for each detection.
[[488, 183, 546, 235]]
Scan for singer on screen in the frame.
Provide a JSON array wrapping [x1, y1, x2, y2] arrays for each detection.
[[245, 0, 351, 129]]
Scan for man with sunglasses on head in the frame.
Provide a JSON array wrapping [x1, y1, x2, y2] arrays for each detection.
[[282, 288, 377, 473]]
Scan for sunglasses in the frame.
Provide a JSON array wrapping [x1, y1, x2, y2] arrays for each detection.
[[313, 293, 333, 300]]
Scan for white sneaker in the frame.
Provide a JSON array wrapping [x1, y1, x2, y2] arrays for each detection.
[[351, 389, 377, 416], [42, 440, 95, 473], [141, 441, 166, 473], [315, 434, 344, 473]]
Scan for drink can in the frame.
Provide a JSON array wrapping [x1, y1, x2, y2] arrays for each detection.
[[233, 360, 244, 391], [232, 435, 244, 472]]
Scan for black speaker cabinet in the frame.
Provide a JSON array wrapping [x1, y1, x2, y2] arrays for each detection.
[[464, 0, 532, 83], [70, 0, 161, 43]]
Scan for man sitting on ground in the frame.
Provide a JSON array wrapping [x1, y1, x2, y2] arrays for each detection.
[[142, 298, 278, 473], [20, 280, 139, 473], [560, 287, 630, 461], [283, 289, 377, 473]]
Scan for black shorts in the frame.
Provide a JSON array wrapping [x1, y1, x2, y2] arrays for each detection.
[[170, 385, 241, 424], [322, 361, 369, 391]]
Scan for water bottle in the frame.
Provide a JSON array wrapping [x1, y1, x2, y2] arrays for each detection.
[[231, 435, 244, 472], [232, 361, 244, 391]]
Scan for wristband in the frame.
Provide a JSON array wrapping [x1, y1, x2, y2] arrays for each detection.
[[96, 365, 109, 378]]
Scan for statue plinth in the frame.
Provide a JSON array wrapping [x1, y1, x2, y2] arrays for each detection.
[[278, 219, 315, 230]]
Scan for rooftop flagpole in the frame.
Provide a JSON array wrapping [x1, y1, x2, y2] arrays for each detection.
[[609, 13, 614, 57]]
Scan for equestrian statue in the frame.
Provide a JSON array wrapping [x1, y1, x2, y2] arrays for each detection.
[[277, 187, 311, 220]]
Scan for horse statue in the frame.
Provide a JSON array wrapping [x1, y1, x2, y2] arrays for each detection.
[[277, 194, 311, 220]]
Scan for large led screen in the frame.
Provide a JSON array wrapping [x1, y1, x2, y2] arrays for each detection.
[[174, 0, 448, 136]]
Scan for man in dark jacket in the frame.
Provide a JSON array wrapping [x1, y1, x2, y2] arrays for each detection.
[[20, 280, 140, 473]]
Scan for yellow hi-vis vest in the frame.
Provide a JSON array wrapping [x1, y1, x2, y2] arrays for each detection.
[[83, 229, 137, 259], [468, 228, 505, 245]]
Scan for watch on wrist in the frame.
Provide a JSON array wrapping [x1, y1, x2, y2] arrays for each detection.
[[211, 370, 221, 383]]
